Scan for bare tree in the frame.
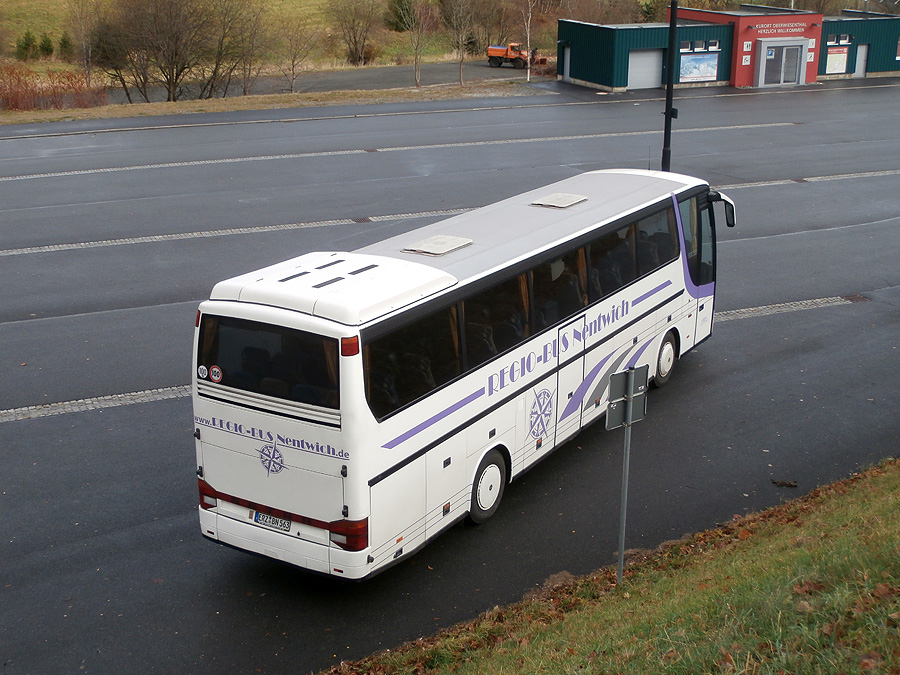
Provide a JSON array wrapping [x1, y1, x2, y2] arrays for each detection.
[[325, 0, 384, 66], [872, 0, 900, 13], [558, 0, 637, 24], [236, 0, 268, 95], [442, 0, 476, 84], [66, 0, 105, 87], [125, 0, 210, 101], [197, 0, 269, 98], [92, 12, 152, 103], [275, 12, 321, 93], [94, 0, 272, 102], [198, 0, 245, 98], [471, 0, 515, 50], [395, 0, 439, 86], [160, 0, 211, 101], [516, 0, 554, 82], [793, 0, 847, 13]]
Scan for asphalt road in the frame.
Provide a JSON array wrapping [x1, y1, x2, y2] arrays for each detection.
[[1, 77, 899, 674]]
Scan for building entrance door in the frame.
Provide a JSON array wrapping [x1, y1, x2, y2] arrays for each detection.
[[853, 44, 869, 79], [764, 45, 801, 84], [756, 39, 808, 87]]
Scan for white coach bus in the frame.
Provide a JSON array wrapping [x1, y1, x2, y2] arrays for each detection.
[[193, 169, 735, 579]]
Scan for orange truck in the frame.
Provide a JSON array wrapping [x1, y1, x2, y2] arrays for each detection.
[[487, 43, 545, 69]]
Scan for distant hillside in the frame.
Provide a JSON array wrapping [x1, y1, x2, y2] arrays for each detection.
[[1, 0, 328, 56]]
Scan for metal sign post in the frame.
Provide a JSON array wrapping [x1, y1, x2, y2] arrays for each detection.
[[606, 365, 649, 586]]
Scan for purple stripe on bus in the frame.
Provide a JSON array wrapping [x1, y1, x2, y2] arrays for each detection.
[[626, 336, 655, 369], [559, 351, 615, 422], [382, 387, 486, 449], [632, 279, 673, 306]]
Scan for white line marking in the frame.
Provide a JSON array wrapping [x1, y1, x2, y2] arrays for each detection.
[[0, 386, 190, 423], [716, 168, 900, 191], [0, 209, 471, 257], [714, 296, 853, 322], [0, 123, 790, 183], [4, 168, 898, 258]]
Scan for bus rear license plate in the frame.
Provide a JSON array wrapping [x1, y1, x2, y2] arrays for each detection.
[[253, 512, 291, 532]]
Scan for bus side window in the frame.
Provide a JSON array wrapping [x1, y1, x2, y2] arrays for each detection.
[[636, 207, 679, 275], [612, 225, 637, 287], [588, 232, 623, 301], [463, 274, 529, 367], [364, 305, 460, 418], [531, 253, 586, 330]]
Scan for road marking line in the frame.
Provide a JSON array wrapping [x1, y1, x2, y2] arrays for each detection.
[[0, 123, 790, 183], [0, 386, 190, 424], [3, 166, 898, 258], [714, 296, 854, 322], [716, 168, 900, 190], [0, 209, 471, 257], [0, 295, 863, 423]]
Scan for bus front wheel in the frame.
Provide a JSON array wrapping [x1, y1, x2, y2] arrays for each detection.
[[652, 331, 677, 388], [468, 450, 507, 524]]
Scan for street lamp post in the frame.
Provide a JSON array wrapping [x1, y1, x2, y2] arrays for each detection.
[[661, 0, 679, 172]]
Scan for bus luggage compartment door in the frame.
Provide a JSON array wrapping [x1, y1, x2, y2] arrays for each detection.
[[369, 458, 426, 568]]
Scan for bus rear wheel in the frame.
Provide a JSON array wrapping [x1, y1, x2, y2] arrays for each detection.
[[488, 56, 501, 68], [652, 331, 677, 388], [468, 449, 507, 524]]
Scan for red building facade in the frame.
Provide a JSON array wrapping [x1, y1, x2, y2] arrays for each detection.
[[676, 7, 823, 87]]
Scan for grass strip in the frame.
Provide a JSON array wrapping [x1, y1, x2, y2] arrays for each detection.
[[0, 79, 540, 127], [323, 458, 900, 675]]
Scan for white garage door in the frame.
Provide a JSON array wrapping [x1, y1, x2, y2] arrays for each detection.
[[628, 49, 664, 90]]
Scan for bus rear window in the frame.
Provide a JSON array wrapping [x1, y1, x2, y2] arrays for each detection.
[[197, 315, 339, 409]]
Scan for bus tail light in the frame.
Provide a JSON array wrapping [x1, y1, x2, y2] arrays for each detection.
[[198, 478, 218, 510], [329, 518, 368, 551], [341, 336, 359, 356]]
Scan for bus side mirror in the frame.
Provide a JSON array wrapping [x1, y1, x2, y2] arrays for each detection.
[[708, 190, 736, 228]]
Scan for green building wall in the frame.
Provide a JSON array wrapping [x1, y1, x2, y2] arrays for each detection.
[[558, 20, 733, 90], [818, 16, 900, 76]]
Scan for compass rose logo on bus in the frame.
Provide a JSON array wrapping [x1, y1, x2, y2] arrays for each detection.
[[258, 444, 287, 476], [529, 389, 554, 440]]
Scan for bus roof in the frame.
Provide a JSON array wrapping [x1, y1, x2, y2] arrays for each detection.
[[208, 170, 706, 326]]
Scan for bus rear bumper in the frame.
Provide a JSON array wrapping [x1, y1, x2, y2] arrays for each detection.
[[199, 508, 370, 579]]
